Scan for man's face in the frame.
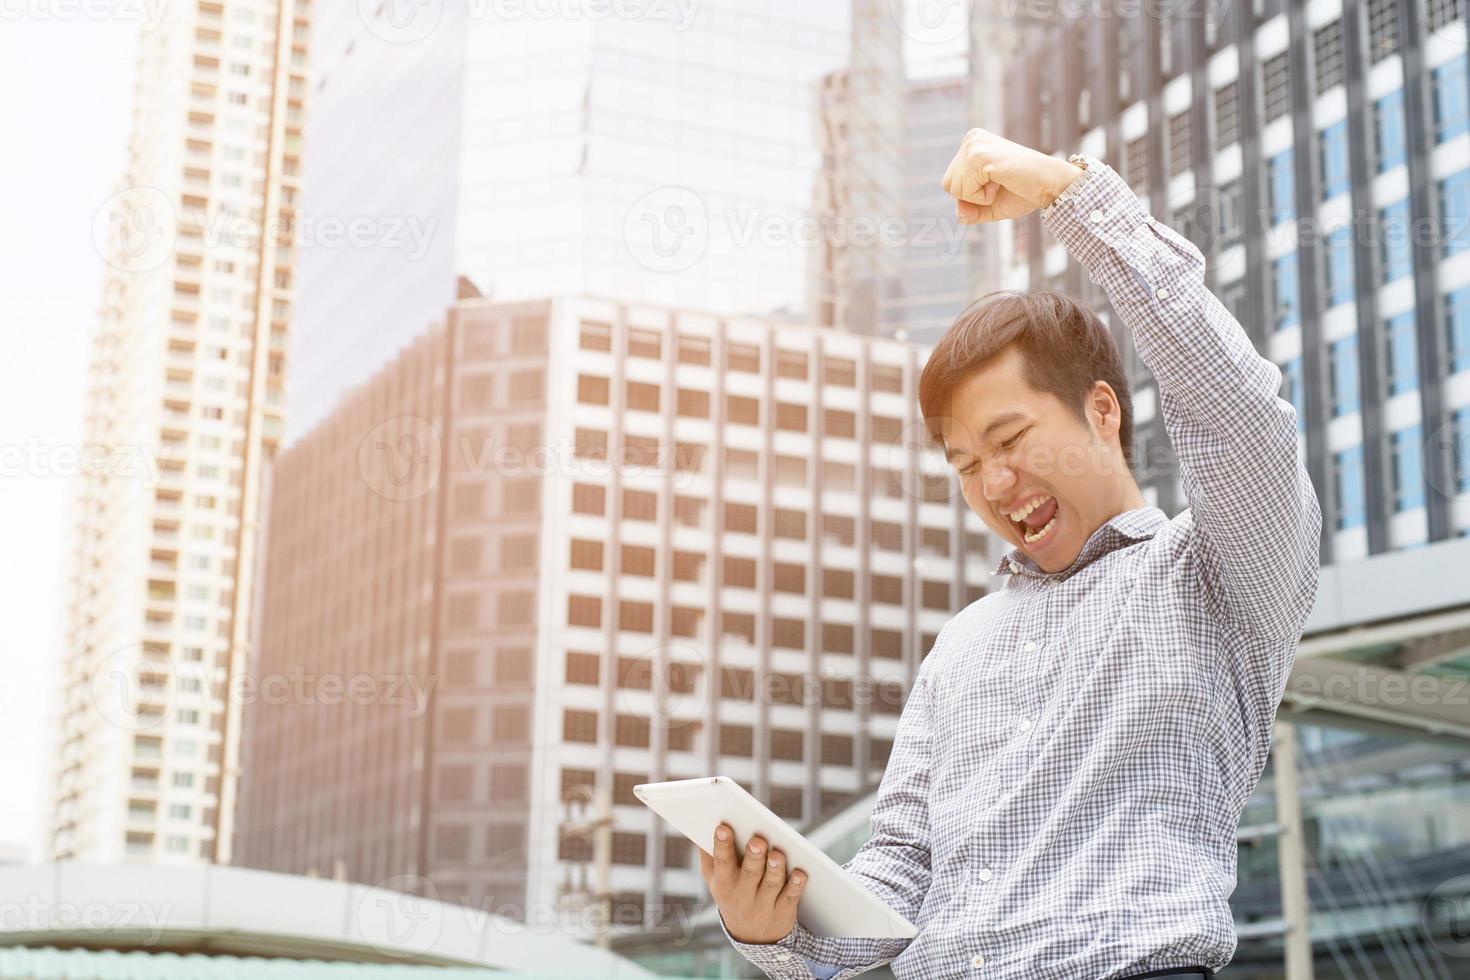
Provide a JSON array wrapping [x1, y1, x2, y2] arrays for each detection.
[[940, 346, 1131, 573]]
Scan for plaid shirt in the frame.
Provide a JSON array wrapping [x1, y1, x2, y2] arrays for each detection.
[[721, 156, 1322, 979]]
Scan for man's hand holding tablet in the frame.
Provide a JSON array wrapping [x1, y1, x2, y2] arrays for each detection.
[[698, 821, 807, 944]]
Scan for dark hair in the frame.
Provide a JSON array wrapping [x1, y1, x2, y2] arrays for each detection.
[[918, 290, 1134, 469]]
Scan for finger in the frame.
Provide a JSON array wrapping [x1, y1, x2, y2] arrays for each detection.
[[956, 199, 982, 225], [758, 848, 787, 903], [713, 823, 738, 886], [738, 835, 768, 895], [978, 180, 1000, 206], [778, 867, 807, 909]]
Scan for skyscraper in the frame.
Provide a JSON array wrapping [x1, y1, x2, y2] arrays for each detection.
[[237, 294, 1000, 934], [287, 1, 860, 437], [49, 0, 311, 865]]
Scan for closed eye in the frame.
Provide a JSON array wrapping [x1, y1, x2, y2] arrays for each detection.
[[1001, 428, 1028, 450]]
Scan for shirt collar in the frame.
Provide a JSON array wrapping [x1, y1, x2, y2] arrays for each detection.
[[991, 505, 1168, 581]]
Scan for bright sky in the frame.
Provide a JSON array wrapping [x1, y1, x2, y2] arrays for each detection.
[[0, 19, 138, 859]]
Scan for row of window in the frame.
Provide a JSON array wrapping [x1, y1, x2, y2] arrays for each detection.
[[561, 710, 904, 753], [1331, 406, 1470, 529], [1270, 171, 1470, 332], [579, 320, 905, 392], [564, 655, 938, 704], [570, 483, 981, 552], [1322, 284, 1470, 419], [567, 542, 957, 607], [565, 594, 950, 652]]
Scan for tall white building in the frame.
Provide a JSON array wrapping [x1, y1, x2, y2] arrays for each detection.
[[49, 0, 311, 865], [287, 0, 858, 437], [238, 294, 1002, 933]]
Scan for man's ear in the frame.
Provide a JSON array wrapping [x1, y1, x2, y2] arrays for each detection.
[[1087, 381, 1122, 441]]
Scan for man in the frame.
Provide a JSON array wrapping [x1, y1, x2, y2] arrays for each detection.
[[698, 130, 1322, 979]]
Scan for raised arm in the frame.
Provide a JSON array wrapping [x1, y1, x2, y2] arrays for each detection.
[[714, 667, 936, 980], [1034, 155, 1321, 643]]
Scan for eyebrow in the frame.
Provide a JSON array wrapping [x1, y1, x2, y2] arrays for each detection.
[[944, 411, 1027, 461]]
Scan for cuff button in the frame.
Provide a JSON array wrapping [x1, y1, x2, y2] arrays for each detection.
[[1089, 209, 1106, 223]]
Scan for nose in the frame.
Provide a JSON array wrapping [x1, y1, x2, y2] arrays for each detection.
[[980, 459, 1017, 504]]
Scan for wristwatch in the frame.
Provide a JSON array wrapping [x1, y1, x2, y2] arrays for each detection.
[[1067, 152, 1090, 171]]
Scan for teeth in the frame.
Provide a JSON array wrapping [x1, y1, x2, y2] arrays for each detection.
[[1023, 515, 1058, 544], [1008, 494, 1052, 522]]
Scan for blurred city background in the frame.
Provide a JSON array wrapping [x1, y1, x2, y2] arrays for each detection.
[[2, 0, 1470, 977]]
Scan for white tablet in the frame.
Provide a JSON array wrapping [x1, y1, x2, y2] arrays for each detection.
[[634, 775, 919, 940]]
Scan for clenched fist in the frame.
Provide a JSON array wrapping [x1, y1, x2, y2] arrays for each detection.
[[699, 822, 807, 944], [940, 127, 1087, 224]]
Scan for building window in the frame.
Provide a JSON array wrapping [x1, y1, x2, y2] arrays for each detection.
[[496, 647, 531, 683], [824, 408, 856, 439], [822, 733, 853, 766], [1429, 0, 1464, 30], [728, 342, 760, 373], [497, 591, 534, 628], [1454, 407, 1470, 493], [1392, 426, 1425, 512], [1125, 135, 1148, 191], [1273, 252, 1300, 331], [676, 388, 709, 418], [720, 725, 753, 757], [1281, 357, 1305, 434], [574, 428, 607, 460], [1367, 0, 1400, 64], [500, 534, 536, 570], [618, 601, 654, 633], [1330, 335, 1360, 417], [1314, 20, 1344, 94], [822, 623, 854, 654], [1375, 90, 1406, 173], [566, 651, 599, 685], [493, 706, 528, 743], [822, 514, 855, 547], [1441, 170, 1470, 256], [1319, 122, 1349, 200], [1214, 82, 1239, 149], [824, 356, 856, 387], [487, 824, 524, 864], [724, 502, 757, 534], [1168, 110, 1191, 177], [509, 369, 543, 404], [1434, 55, 1469, 143], [871, 364, 903, 394], [727, 394, 760, 426], [628, 328, 662, 360], [1217, 179, 1242, 251], [567, 595, 601, 628], [776, 349, 808, 379], [1447, 286, 1470, 373], [773, 562, 805, 594], [627, 381, 660, 413], [510, 315, 544, 353], [773, 508, 806, 540], [1269, 151, 1294, 225], [771, 617, 804, 649], [612, 831, 646, 866], [623, 488, 657, 521], [1262, 52, 1291, 123], [502, 478, 539, 515], [775, 402, 807, 432], [769, 729, 804, 761], [436, 825, 469, 861], [571, 483, 605, 515], [564, 709, 598, 743], [442, 708, 477, 743], [621, 544, 655, 577], [579, 320, 612, 352], [676, 333, 710, 365], [1325, 225, 1354, 308], [1384, 312, 1418, 396], [570, 539, 603, 571], [1380, 199, 1412, 283]]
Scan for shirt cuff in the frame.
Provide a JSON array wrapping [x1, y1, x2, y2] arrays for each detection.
[[718, 910, 839, 979], [1038, 155, 1150, 269]]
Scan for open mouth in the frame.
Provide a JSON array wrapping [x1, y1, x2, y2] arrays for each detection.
[[1008, 495, 1060, 547]]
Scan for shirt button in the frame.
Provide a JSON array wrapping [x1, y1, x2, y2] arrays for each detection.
[[776, 952, 793, 961], [1017, 717, 1033, 732], [1155, 286, 1169, 299], [1089, 208, 1105, 223], [1023, 640, 1037, 653], [972, 953, 986, 967], [978, 867, 994, 881]]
